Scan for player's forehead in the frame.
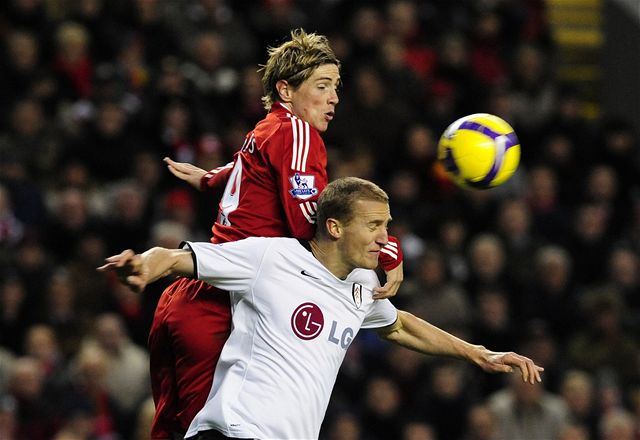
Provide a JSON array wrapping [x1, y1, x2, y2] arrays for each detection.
[[306, 63, 340, 83], [352, 199, 391, 222]]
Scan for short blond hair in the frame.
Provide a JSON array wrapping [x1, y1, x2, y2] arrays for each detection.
[[259, 29, 340, 111], [316, 177, 388, 238]]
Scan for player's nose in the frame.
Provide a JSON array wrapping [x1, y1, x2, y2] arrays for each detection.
[[375, 230, 388, 247], [329, 88, 339, 105]]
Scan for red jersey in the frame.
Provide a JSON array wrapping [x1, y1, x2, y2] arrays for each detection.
[[209, 102, 327, 243]]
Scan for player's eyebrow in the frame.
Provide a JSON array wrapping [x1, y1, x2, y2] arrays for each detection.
[[369, 217, 392, 226], [315, 75, 341, 83]]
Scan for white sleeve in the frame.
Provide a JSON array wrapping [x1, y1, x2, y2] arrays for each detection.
[[362, 299, 398, 329], [347, 269, 398, 329], [182, 237, 270, 293]]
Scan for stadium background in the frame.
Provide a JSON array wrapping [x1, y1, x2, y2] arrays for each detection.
[[0, 0, 638, 439]]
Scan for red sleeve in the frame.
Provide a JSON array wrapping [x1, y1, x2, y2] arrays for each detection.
[[200, 162, 234, 192], [265, 119, 328, 240], [379, 235, 403, 271]]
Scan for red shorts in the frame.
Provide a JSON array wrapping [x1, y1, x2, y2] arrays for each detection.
[[148, 277, 231, 439]]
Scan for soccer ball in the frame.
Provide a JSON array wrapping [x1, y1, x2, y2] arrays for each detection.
[[437, 113, 521, 190]]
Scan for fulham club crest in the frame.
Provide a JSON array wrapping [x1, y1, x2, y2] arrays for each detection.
[[352, 283, 362, 309]]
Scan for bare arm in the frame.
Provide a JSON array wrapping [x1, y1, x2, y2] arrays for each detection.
[[164, 157, 208, 190], [377, 310, 544, 384], [97, 247, 195, 293]]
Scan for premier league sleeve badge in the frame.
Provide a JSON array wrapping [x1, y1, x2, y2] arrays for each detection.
[[289, 173, 319, 200]]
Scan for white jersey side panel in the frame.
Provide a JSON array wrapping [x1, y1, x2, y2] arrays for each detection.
[[184, 238, 397, 439]]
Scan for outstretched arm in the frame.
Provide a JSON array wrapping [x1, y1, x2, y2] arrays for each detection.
[[164, 157, 233, 192], [164, 157, 208, 190], [377, 310, 544, 384], [97, 247, 194, 293]]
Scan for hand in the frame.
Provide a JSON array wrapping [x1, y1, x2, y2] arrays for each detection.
[[474, 347, 544, 384], [373, 262, 403, 300], [97, 249, 149, 293], [164, 157, 207, 191]]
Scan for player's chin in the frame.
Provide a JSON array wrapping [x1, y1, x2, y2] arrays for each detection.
[[362, 254, 379, 269], [314, 119, 330, 132]]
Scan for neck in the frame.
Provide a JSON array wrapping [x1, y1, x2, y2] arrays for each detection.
[[309, 238, 351, 280]]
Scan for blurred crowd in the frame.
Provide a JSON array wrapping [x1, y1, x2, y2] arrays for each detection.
[[0, 0, 639, 439]]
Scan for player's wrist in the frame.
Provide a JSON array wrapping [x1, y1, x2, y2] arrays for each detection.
[[200, 172, 213, 191]]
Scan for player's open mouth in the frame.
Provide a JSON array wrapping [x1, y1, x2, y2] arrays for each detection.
[[325, 112, 334, 121]]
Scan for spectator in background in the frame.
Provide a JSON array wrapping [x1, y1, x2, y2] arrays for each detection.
[[361, 376, 404, 440], [102, 181, 151, 254], [43, 187, 95, 263], [52, 22, 94, 101], [510, 43, 557, 138], [0, 393, 17, 440], [7, 356, 58, 440], [0, 98, 61, 181], [494, 197, 536, 289], [80, 313, 149, 419], [599, 409, 636, 440], [182, 30, 240, 125], [62, 343, 125, 439], [606, 246, 640, 312], [569, 203, 612, 285], [0, 276, 32, 355], [402, 420, 436, 440], [0, 347, 16, 393], [556, 423, 590, 440], [525, 165, 568, 242], [0, 30, 56, 114], [567, 289, 640, 388], [488, 373, 568, 440], [39, 269, 85, 359], [0, 184, 24, 251], [522, 245, 578, 342], [463, 404, 498, 440], [560, 370, 599, 439], [402, 248, 471, 333], [68, 99, 138, 182], [325, 411, 362, 440], [23, 324, 66, 388], [464, 233, 510, 301], [419, 362, 472, 440]]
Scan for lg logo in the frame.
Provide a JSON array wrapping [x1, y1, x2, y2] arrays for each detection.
[[291, 303, 324, 340], [291, 303, 354, 349]]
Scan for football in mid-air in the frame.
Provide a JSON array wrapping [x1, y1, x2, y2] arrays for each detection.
[[437, 113, 521, 190]]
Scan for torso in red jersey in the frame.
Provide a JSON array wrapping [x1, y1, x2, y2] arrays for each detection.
[[212, 102, 328, 244]]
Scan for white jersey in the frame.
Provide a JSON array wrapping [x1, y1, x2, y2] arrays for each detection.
[[183, 237, 398, 440]]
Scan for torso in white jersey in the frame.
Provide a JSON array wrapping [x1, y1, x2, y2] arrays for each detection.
[[183, 237, 398, 440]]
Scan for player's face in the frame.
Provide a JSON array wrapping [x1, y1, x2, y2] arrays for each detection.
[[339, 200, 390, 271], [289, 64, 340, 133]]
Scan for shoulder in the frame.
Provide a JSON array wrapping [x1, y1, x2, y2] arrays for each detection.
[[347, 269, 380, 289], [256, 111, 323, 146]]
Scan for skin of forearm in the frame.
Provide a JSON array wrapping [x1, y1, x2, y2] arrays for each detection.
[[141, 247, 194, 283], [379, 310, 483, 363]]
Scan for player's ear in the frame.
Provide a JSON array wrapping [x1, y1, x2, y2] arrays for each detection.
[[326, 218, 342, 239], [276, 80, 292, 103]]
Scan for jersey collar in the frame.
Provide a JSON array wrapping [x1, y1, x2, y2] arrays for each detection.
[[272, 101, 293, 115], [297, 239, 312, 253]]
